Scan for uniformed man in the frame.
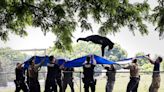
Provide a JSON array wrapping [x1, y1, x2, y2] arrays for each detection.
[[28, 56, 45, 92], [123, 59, 140, 92], [62, 67, 74, 92], [14, 63, 28, 92], [55, 58, 63, 92], [102, 65, 116, 92], [44, 56, 57, 92], [145, 55, 163, 92], [83, 55, 97, 92], [44, 56, 64, 92]]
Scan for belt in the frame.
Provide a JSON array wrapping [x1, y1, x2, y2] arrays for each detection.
[[130, 75, 140, 79], [153, 74, 160, 77]]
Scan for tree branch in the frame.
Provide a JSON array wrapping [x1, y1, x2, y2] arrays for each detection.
[[22, 2, 46, 14]]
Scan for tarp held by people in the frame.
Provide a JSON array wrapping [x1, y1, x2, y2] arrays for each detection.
[[24, 54, 148, 69], [24, 55, 118, 68]]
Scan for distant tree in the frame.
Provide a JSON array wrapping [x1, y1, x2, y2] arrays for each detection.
[[0, 48, 28, 81], [104, 44, 128, 61], [141, 63, 153, 71], [0, 61, 7, 87], [135, 52, 153, 71], [135, 52, 147, 66], [0, 0, 150, 50]]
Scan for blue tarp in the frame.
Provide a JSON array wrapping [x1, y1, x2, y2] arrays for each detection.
[[24, 55, 117, 68], [64, 55, 118, 68], [24, 56, 49, 69], [118, 56, 146, 61], [116, 55, 147, 64], [24, 55, 147, 69], [64, 56, 86, 67], [24, 56, 66, 69]]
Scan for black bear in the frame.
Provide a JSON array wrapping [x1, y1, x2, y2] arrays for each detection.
[[77, 35, 114, 56]]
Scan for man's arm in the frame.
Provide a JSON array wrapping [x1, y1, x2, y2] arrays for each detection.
[[111, 65, 115, 70], [123, 57, 137, 69], [144, 55, 154, 64], [47, 63, 54, 67], [59, 60, 66, 69], [123, 64, 131, 69], [91, 55, 96, 65], [16, 63, 23, 69], [72, 68, 74, 72], [35, 56, 46, 69], [102, 64, 109, 70], [83, 59, 87, 65]]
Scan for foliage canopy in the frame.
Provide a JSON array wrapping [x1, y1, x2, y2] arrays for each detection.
[[0, 0, 159, 50], [150, 0, 164, 39]]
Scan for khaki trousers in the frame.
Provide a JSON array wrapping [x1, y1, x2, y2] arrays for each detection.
[[149, 76, 161, 92]]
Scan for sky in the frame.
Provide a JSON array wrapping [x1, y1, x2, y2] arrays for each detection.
[[0, 0, 163, 58]]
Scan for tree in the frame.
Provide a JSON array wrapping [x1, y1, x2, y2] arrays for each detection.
[[150, 0, 164, 39], [135, 52, 147, 66], [0, 0, 150, 50], [0, 47, 29, 81], [104, 44, 128, 61], [0, 61, 7, 87]]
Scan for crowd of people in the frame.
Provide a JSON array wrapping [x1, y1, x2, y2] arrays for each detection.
[[14, 54, 163, 92]]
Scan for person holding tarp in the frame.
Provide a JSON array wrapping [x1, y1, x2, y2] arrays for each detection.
[[102, 64, 116, 92], [123, 58, 140, 92], [144, 55, 163, 92], [14, 63, 28, 92], [44, 56, 57, 92], [28, 56, 45, 92], [82, 55, 97, 92], [62, 67, 75, 92], [44, 56, 63, 92]]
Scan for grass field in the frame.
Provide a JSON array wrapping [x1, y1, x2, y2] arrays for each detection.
[[0, 73, 164, 92]]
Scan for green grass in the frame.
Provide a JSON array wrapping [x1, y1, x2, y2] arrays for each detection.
[[1, 73, 164, 92]]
